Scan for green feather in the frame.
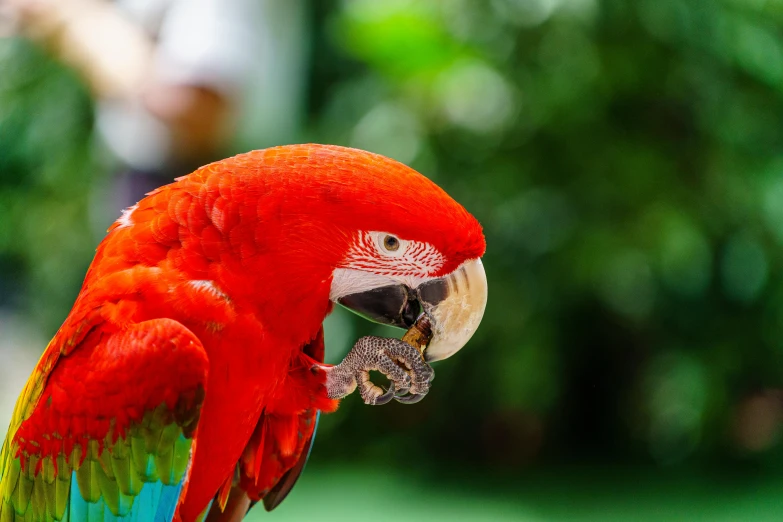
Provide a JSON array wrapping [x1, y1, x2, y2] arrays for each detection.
[[14, 472, 34, 516], [54, 459, 69, 521]]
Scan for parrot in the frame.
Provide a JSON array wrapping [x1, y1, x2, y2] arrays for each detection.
[[0, 144, 488, 522]]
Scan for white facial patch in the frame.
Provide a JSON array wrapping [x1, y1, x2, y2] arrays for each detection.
[[329, 268, 398, 301], [329, 231, 446, 301], [340, 231, 445, 282]]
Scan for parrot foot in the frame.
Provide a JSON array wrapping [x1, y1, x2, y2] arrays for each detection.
[[322, 336, 434, 405]]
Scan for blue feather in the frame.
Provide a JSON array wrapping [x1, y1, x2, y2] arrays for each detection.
[[65, 430, 191, 522], [66, 473, 185, 522]]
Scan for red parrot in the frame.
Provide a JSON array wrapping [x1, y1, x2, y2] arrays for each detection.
[[0, 144, 487, 522]]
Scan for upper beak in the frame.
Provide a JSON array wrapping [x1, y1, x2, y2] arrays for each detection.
[[336, 258, 488, 362]]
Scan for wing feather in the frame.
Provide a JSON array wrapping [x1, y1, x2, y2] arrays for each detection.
[[0, 318, 208, 522], [203, 328, 334, 521]]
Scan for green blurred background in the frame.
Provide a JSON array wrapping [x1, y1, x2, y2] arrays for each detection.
[[2, 0, 783, 520]]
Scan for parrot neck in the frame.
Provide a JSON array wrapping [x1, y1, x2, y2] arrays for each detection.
[[212, 253, 335, 348]]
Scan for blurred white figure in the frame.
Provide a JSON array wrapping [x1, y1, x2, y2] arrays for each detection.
[[3, 0, 308, 206]]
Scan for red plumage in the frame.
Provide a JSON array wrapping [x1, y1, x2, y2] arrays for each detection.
[[3, 144, 486, 521]]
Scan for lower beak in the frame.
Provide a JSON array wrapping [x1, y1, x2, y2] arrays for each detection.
[[337, 258, 488, 362]]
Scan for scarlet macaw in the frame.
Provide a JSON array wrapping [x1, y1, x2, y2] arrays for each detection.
[[0, 144, 487, 521]]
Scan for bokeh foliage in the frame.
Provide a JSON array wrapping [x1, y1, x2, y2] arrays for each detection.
[[0, 39, 96, 326], [2, 0, 783, 484], [309, 0, 783, 472]]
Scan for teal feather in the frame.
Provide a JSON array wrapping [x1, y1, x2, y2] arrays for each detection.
[[67, 467, 184, 522]]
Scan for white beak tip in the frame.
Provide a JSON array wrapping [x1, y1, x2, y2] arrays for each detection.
[[421, 258, 488, 362]]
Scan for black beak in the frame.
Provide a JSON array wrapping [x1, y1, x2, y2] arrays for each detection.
[[337, 279, 449, 330], [337, 285, 420, 329]]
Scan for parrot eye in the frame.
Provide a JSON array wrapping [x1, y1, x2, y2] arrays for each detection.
[[383, 235, 400, 252], [368, 231, 407, 257]]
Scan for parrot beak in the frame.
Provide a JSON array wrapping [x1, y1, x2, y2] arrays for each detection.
[[336, 258, 488, 362], [416, 258, 487, 362]]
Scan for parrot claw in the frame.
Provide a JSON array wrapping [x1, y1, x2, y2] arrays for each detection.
[[394, 392, 426, 404], [370, 383, 396, 405], [324, 336, 434, 406]]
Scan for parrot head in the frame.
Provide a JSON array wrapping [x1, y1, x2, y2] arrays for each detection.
[[264, 145, 487, 362]]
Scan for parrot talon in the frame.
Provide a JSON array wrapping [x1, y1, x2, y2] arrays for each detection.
[[325, 336, 433, 405], [373, 383, 397, 405], [394, 385, 410, 398], [394, 392, 426, 404]]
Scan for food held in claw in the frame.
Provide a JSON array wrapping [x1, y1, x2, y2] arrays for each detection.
[[401, 314, 433, 354]]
